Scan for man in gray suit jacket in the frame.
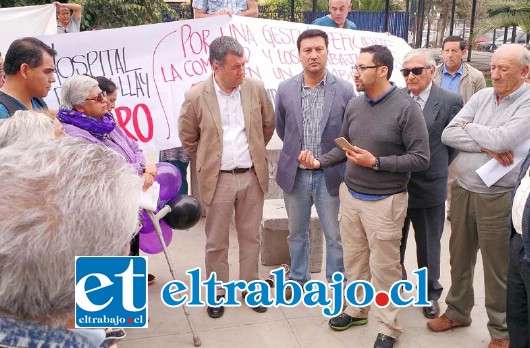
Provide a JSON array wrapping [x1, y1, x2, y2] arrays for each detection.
[[275, 29, 354, 288], [399, 49, 463, 319]]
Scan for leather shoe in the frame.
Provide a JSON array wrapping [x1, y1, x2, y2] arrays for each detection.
[[242, 291, 267, 313], [423, 300, 440, 319], [487, 338, 509, 348], [427, 313, 471, 332], [206, 295, 225, 319], [374, 333, 395, 348]]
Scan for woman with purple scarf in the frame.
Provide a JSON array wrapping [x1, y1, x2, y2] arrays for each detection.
[[58, 74, 158, 281], [58, 75, 157, 189]]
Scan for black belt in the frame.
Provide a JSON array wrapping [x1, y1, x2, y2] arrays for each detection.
[[220, 167, 253, 174]]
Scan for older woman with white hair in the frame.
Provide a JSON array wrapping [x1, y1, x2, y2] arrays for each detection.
[[58, 74, 156, 190], [59, 74, 157, 289], [0, 139, 141, 347], [0, 110, 64, 147]]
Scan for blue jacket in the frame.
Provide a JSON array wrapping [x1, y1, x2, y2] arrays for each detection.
[[274, 72, 354, 196]]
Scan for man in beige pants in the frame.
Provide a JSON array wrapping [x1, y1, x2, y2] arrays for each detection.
[[179, 36, 275, 319], [300, 45, 429, 348]]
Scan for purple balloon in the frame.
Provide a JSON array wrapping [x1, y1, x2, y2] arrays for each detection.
[[155, 162, 182, 201], [139, 219, 173, 254], [139, 210, 156, 235]]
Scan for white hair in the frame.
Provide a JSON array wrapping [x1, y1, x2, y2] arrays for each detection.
[[0, 138, 141, 326], [494, 43, 530, 70], [61, 74, 99, 110], [0, 110, 55, 148], [403, 48, 437, 68]]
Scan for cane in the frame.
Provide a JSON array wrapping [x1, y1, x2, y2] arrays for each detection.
[[146, 208, 202, 347]]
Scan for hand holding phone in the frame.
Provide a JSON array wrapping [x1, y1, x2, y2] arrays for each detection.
[[335, 137, 354, 151]]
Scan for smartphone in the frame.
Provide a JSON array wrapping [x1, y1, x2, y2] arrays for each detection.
[[335, 137, 354, 150]]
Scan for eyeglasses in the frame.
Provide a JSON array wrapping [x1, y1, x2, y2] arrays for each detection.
[[85, 92, 106, 103], [352, 65, 382, 73], [400, 67, 429, 77]]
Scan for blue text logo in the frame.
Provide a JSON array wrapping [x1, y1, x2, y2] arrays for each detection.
[[75, 256, 148, 328]]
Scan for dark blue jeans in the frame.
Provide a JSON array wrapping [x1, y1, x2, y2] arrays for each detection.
[[507, 233, 530, 348]]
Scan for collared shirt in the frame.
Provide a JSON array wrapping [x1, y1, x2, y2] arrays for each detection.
[[348, 187, 391, 201], [364, 83, 397, 106], [57, 15, 81, 34], [442, 83, 530, 194], [410, 81, 433, 110], [512, 167, 530, 235], [299, 74, 326, 168], [494, 82, 529, 105], [440, 62, 463, 94], [213, 76, 253, 170], [193, 0, 248, 14], [352, 83, 399, 201]]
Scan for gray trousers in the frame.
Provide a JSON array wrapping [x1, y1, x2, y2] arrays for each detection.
[[444, 181, 510, 339]]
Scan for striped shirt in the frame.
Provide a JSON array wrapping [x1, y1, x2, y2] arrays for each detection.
[[299, 75, 325, 168]]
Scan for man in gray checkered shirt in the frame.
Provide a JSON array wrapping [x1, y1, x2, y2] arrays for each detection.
[[275, 29, 354, 290]]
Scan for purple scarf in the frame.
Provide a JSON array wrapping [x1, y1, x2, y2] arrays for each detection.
[[57, 109, 116, 139]]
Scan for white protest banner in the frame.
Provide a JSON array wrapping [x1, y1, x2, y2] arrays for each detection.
[[39, 16, 411, 153], [0, 4, 56, 56]]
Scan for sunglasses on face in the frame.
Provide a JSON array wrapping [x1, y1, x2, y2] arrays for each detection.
[[85, 92, 106, 103], [400, 67, 429, 77]]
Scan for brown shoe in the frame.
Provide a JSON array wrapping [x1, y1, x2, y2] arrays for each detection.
[[487, 338, 509, 348], [147, 274, 155, 285], [427, 313, 471, 332]]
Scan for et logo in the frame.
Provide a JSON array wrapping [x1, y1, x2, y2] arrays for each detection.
[[75, 256, 148, 328]]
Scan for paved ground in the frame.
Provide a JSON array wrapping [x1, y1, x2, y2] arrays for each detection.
[[120, 211, 495, 348], [126, 49, 498, 348]]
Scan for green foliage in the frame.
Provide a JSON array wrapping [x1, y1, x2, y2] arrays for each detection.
[[0, 0, 178, 29], [79, 0, 178, 30], [475, 0, 530, 37], [261, 0, 401, 13], [259, 0, 304, 21], [262, 0, 302, 12], [0, 0, 48, 7], [351, 0, 386, 11]]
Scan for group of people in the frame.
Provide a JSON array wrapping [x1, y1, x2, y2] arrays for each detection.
[[177, 23, 530, 348], [0, 36, 159, 347], [1, 1, 530, 348]]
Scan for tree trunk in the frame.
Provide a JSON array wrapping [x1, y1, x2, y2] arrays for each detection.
[[437, 0, 451, 46]]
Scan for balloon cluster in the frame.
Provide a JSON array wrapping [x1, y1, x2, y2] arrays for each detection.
[[139, 162, 202, 254]]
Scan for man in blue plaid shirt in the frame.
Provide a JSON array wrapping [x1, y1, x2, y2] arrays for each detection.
[[193, 0, 258, 18]]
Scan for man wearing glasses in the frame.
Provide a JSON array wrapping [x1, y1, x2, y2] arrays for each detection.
[[0, 38, 56, 119], [300, 45, 429, 348], [398, 48, 463, 320]]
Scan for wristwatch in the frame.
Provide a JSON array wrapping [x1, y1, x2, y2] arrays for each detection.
[[372, 157, 380, 171]]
